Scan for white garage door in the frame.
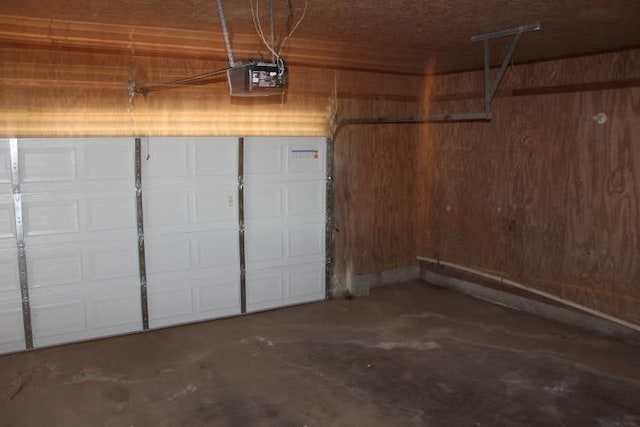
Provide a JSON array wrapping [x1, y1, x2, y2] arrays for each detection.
[[244, 137, 326, 312], [20, 138, 140, 348], [142, 137, 241, 328], [0, 136, 327, 354], [0, 139, 24, 354]]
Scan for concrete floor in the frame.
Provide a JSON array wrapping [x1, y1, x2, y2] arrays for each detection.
[[1, 281, 639, 427]]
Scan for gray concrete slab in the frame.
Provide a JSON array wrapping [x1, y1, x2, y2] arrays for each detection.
[[1, 281, 639, 427]]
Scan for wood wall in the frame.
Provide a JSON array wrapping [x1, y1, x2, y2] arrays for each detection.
[[0, 46, 333, 136], [419, 50, 640, 325], [0, 15, 426, 136]]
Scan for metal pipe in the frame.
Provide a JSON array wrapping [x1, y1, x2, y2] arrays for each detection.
[[216, 0, 236, 67], [470, 23, 540, 42], [417, 256, 640, 334], [488, 30, 522, 103], [483, 40, 491, 114], [333, 112, 491, 139]]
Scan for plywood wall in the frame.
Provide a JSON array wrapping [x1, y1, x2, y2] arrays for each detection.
[[0, 46, 334, 136], [419, 50, 640, 324]]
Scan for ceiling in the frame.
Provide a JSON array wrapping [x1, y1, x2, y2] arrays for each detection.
[[1, 0, 640, 74]]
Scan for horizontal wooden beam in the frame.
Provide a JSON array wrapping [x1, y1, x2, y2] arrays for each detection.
[[512, 78, 640, 96]]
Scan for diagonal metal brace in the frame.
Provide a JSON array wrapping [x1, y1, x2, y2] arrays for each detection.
[[472, 23, 541, 112]]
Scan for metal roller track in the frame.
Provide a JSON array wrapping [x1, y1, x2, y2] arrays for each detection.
[[324, 137, 334, 299]]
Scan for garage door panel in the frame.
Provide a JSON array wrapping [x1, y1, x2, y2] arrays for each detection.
[[144, 137, 241, 327], [143, 139, 189, 178], [32, 299, 87, 339], [0, 273, 23, 351], [143, 188, 237, 232], [23, 193, 135, 242], [244, 137, 326, 311], [0, 197, 15, 242], [149, 286, 194, 323], [0, 297, 26, 353], [147, 264, 240, 320], [286, 144, 325, 174], [23, 198, 80, 237], [198, 279, 240, 312], [0, 140, 11, 186], [245, 184, 283, 218], [246, 263, 325, 312], [245, 223, 324, 269], [84, 195, 136, 232], [82, 141, 133, 181], [245, 228, 284, 263], [27, 241, 139, 289], [85, 242, 139, 282], [144, 190, 190, 227], [31, 306, 140, 348], [289, 226, 324, 257], [192, 137, 238, 176], [89, 293, 140, 329], [0, 249, 19, 293], [246, 270, 284, 308], [0, 307, 24, 342], [245, 137, 326, 182], [287, 181, 325, 216], [246, 182, 324, 219], [27, 247, 83, 288], [244, 140, 283, 175], [193, 187, 238, 223], [197, 231, 239, 268], [17, 138, 140, 349], [30, 285, 141, 346], [146, 236, 192, 274], [289, 265, 324, 298], [21, 146, 77, 183]]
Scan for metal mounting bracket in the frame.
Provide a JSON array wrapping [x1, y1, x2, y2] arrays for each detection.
[[472, 23, 541, 114], [331, 22, 541, 137]]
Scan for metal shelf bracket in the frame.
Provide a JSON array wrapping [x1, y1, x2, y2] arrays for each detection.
[[332, 23, 541, 136]]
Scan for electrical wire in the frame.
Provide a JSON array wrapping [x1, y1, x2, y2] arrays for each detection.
[[250, 0, 280, 63], [250, 0, 307, 78], [277, 0, 308, 55]]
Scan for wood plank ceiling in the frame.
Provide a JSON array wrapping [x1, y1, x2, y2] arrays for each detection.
[[1, 0, 639, 74]]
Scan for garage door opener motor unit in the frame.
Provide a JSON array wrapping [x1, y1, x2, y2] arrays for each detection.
[[227, 61, 287, 97]]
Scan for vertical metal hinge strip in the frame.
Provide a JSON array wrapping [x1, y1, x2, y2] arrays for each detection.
[[134, 138, 150, 330], [10, 138, 33, 349], [238, 137, 247, 313]]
